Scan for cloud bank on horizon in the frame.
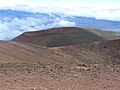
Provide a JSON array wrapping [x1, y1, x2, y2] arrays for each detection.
[[0, 0, 120, 40], [0, 0, 120, 21]]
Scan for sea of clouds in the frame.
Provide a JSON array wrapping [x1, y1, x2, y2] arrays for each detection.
[[0, 0, 120, 40], [0, 0, 120, 21], [0, 10, 77, 40]]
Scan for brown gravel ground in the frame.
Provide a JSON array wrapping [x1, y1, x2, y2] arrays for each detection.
[[0, 63, 120, 90]]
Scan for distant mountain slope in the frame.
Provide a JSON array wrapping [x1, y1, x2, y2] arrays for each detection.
[[0, 39, 119, 65], [3, 27, 119, 65], [50, 39, 120, 65], [84, 28, 120, 40], [13, 27, 120, 47], [0, 41, 66, 64], [12, 27, 105, 47]]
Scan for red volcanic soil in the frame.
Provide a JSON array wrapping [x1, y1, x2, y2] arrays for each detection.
[[22, 27, 85, 35], [50, 39, 120, 65], [0, 41, 68, 64], [12, 27, 107, 47], [0, 63, 120, 90], [12, 27, 120, 47], [0, 27, 120, 90]]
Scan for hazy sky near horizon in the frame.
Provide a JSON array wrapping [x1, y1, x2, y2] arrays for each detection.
[[0, 0, 119, 8], [32, 0, 120, 3], [6, 0, 120, 2], [0, 0, 120, 5]]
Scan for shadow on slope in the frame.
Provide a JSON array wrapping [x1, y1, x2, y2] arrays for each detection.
[[50, 39, 120, 65], [0, 39, 119, 65], [12, 27, 107, 47]]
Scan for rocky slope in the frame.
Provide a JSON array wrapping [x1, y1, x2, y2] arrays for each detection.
[[0, 41, 67, 64], [13, 27, 119, 47], [0, 39, 120, 65], [1, 27, 120, 65], [0, 27, 120, 90], [0, 63, 120, 90], [50, 39, 120, 65]]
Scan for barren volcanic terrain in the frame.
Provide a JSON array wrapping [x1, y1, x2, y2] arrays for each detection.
[[0, 27, 120, 90], [13, 27, 120, 47]]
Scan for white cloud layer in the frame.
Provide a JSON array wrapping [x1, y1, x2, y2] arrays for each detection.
[[0, 14, 77, 40], [57, 20, 76, 26], [0, 0, 120, 21]]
